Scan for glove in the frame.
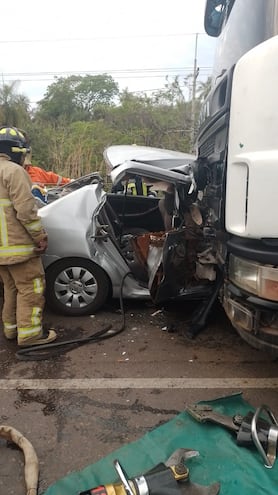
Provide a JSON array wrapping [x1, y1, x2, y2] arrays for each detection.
[[34, 236, 48, 254]]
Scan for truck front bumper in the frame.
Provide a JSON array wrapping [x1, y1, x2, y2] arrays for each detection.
[[223, 282, 278, 356]]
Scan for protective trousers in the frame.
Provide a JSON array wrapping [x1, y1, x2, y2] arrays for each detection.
[[0, 257, 45, 345]]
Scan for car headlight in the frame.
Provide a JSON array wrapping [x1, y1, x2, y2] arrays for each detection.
[[229, 254, 278, 302]]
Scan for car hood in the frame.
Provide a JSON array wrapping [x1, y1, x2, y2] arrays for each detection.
[[104, 145, 195, 169], [103, 145, 196, 188]]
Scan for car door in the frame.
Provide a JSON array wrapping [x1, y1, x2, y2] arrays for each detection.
[[104, 145, 201, 304]]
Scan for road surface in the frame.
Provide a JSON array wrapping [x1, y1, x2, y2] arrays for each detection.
[[0, 299, 277, 494]]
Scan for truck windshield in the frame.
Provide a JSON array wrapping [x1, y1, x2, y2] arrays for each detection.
[[205, 0, 278, 82]]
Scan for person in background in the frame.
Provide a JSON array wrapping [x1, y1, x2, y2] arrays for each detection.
[[24, 149, 71, 187], [0, 126, 57, 346], [126, 176, 148, 196], [112, 176, 156, 197], [23, 144, 72, 206]]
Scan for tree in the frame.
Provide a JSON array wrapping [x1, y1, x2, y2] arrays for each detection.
[[0, 81, 31, 127], [197, 77, 212, 101], [36, 74, 119, 122], [103, 86, 192, 151], [28, 117, 125, 178], [152, 76, 186, 106], [29, 74, 202, 177]]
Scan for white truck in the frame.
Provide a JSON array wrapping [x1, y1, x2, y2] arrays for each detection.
[[197, 0, 278, 354]]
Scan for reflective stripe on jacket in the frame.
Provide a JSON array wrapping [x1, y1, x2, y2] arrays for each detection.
[[127, 180, 148, 196], [0, 155, 46, 265]]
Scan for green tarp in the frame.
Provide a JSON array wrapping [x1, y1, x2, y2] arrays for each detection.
[[44, 394, 278, 495]]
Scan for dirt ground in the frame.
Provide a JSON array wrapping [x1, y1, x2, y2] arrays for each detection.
[[0, 297, 277, 494]]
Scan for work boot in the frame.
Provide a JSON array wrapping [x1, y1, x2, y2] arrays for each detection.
[[3, 324, 17, 340], [18, 329, 57, 347]]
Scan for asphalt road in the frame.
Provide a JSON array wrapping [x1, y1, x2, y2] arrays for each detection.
[[0, 298, 277, 494]]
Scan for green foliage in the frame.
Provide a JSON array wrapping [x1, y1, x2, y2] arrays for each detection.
[[1, 74, 211, 179], [103, 84, 192, 151], [197, 77, 212, 101], [36, 74, 119, 122], [28, 119, 124, 178], [0, 81, 31, 128]]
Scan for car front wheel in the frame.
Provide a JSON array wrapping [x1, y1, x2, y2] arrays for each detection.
[[45, 258, 110, 316]]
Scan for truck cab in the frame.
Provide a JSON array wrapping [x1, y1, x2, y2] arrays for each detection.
[[197, 0, 278, 354]]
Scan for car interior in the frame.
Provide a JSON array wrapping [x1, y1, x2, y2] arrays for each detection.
[[98, 192, 166, 284]]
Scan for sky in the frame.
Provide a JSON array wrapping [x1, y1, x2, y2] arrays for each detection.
[[0, 0, 216, 107]]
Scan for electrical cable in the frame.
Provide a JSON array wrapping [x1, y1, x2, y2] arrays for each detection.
[[15, 271, 132, 361], [0, 32, 207, 44]]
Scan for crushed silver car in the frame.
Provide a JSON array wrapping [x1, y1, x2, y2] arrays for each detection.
[[39, 145, 215, 316]]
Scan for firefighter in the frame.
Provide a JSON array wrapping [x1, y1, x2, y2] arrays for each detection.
[[125, 176, 157, 196], [126, 176, 148, 196], [0, 126, 57, 346]]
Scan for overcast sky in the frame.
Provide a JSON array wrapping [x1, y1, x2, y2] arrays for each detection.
[[0, 0, 216, 106]]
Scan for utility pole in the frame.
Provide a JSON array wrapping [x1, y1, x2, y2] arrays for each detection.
[[190, 33, 199, 152]]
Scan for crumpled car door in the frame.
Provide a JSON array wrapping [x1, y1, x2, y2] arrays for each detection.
[[104, 144, 200, 303], [131, 226, 201, 304]]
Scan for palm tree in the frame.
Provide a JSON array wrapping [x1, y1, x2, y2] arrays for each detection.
[[197, 77, 212, 102], [0, 81, 31, 127]]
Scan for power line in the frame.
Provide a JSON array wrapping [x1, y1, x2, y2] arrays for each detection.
[[1, 67, 212, 78], [3, 74, 212, 86], [0, 32, 208, 44]]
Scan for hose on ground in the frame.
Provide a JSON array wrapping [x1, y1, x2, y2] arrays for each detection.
[[0, 425, 39, 495], [16, 271, 132, 361]]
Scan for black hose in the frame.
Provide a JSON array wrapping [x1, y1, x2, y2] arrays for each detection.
[[16, 271, 132, 361]]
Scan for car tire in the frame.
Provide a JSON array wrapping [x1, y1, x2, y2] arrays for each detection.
[[45, 258, 110, 316]]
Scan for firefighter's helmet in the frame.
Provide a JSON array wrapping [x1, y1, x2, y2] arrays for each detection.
[[0, 126, 28, 165]]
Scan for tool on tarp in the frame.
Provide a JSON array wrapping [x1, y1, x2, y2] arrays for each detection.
[[79, 448, 220, 495], [186, 403, 278, 468]]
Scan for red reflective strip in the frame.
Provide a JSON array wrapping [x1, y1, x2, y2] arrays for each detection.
[[79, 487, 108, 495], [88, 486, 107, 495]]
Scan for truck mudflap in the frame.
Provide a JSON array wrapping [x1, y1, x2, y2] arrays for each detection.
[[223, 282, 278, 356]]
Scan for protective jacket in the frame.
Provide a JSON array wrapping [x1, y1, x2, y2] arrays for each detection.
[[25, 164, 71, 186], [127, 177, 148, 195], [0, 154, 47, 265]]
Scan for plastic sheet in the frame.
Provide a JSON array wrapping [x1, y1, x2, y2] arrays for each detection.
[[43, 393, 278, 495]]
